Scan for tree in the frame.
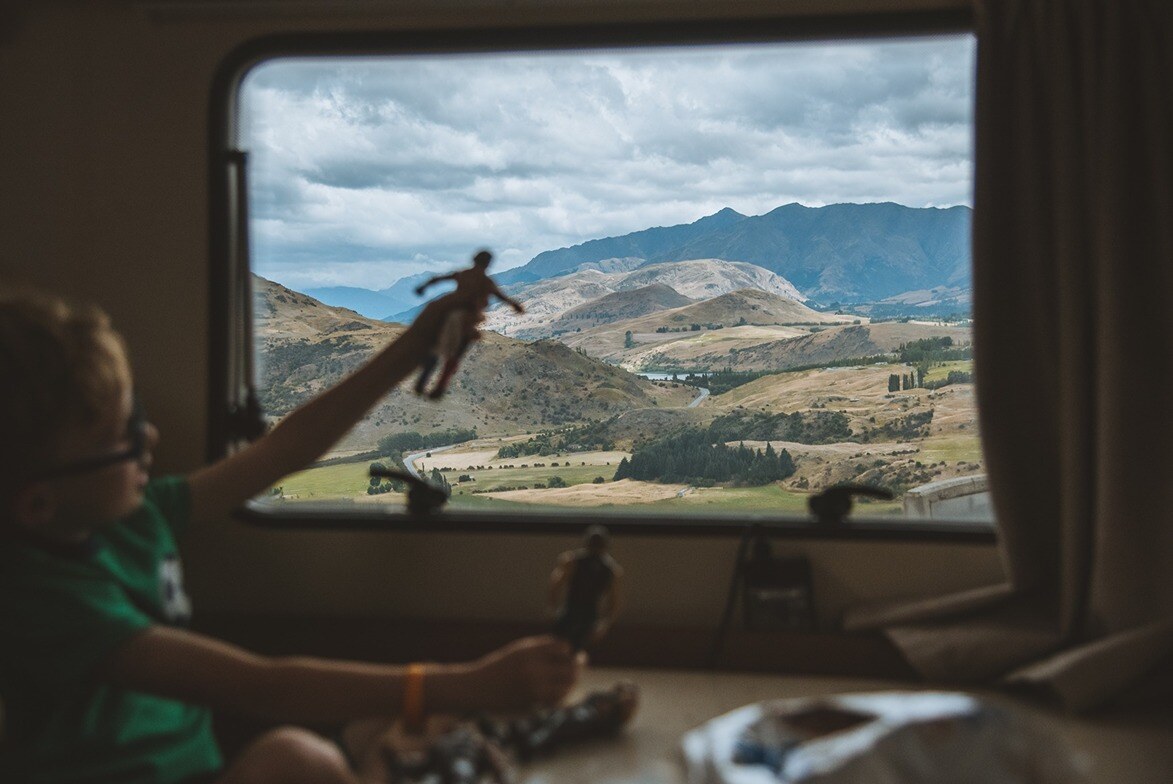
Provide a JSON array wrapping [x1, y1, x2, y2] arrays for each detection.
[[614, 456, 631, 480], [624, 330, 635, 348], [888, 374, 900, 392], [548, 475, 568, 488]]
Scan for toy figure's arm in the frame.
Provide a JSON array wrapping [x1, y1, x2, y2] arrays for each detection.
[[547, 553, 575, 611], [97, 627, 579, 724], [186, 293, 467, 525], [415, 273, 456, 296], [488, 281, 525, 314], [597, 566, 624, 636]]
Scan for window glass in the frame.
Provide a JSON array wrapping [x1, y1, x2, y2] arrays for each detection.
[[239, 34, 986, 524]]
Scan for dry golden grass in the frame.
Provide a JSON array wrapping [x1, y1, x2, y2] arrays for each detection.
[[484, 478, 686, 506]]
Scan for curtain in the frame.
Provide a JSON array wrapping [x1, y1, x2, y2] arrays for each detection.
[[845, 0, 1173, 713]]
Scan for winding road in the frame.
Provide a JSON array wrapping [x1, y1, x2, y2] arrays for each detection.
[[686, 386, 710, 408], [402, 443, 459, 479]]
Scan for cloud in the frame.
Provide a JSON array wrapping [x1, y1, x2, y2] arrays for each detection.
[[241, 35, 975, 290]]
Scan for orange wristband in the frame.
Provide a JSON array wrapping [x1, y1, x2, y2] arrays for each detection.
[[403, 663, 426, 733]]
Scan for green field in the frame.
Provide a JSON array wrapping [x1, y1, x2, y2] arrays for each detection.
[[923, 359, 974, 383], [647, 484, 902, 515], [272, 457, 907, 517], [273, 454, 623, 503], [444, 462, 617, 493], [274, 462, 371, 500], [916, 434, 985, 465]]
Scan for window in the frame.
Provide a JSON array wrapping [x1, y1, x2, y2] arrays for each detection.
[[214, 20, 988, 534]]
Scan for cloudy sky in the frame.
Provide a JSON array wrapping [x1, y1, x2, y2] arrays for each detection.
[[240, 34, 974, 291]]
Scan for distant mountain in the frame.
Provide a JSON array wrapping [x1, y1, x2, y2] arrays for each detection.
[[496, 207, 747, 285], [497, 203, 971, 304], [304, 272, 450, 320]]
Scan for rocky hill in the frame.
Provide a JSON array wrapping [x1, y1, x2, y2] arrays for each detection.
[[483, 259, 805, 339], [543, 284, 694, 336]]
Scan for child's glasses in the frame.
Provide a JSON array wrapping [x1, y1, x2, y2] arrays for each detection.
[[32, 397, 150, 481]]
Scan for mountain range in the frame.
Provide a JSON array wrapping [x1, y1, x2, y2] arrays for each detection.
[[302, 271, 446, 323], [497, 202, 971, 304], [294, 202, 972, 319]]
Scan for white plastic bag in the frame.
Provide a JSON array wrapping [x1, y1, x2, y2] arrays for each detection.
[[680, 692, 1087, 784]]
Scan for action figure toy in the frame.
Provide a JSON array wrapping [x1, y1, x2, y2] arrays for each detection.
[[413, 249, 525, 399], [548, 525, 623, 651]]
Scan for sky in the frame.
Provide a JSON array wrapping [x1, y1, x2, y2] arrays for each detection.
[[240, 34, 975, 292]]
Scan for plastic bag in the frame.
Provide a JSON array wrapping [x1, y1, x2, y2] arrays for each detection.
[[680, 691, 1087, 784]]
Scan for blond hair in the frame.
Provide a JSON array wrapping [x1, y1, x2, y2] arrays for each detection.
[[0, 289, 131, 503]]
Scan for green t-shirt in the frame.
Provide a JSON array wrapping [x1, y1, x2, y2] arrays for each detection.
[[0, 476, 222, 784]]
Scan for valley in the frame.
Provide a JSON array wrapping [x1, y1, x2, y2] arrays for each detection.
[[259, 275, 981, 520], [255, 203, 986, 522]]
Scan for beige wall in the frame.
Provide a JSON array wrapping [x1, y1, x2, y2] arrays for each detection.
[[0, 0, 997, 630]]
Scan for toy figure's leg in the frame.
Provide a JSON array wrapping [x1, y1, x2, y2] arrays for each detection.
[[427, 336, 475, 400], [415, 354, 439, 395], [553, 609, 596, 651]]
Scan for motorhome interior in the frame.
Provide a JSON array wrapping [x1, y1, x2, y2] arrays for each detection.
[[1, 1, 1171, 782]]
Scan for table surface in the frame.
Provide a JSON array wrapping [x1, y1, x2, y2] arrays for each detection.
[[518, 667, 1173, 784]]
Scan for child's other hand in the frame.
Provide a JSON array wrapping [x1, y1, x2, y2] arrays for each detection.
[[469, 635, 581, 712]]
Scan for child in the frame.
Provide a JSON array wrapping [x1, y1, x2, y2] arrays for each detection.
[[413, 250, 525, 399], [0, 288, 579, 784]]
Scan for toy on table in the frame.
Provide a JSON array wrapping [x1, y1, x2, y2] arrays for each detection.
[[380, 683, 641, 783], [413, 249, 525, 400], [382, 725, 513, 784], [548, 524, 623, 650], [479, 681, 640, 761]]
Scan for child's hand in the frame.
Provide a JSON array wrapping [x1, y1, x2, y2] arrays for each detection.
[[467, 635, 581, 712]]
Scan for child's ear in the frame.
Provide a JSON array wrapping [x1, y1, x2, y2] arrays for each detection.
[[11, 482, 57, 531]]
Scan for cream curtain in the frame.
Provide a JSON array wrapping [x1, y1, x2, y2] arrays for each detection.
[[845, 0, 1173, 712]]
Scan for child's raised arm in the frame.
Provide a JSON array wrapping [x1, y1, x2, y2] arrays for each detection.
[[187, 293, 470, 524]]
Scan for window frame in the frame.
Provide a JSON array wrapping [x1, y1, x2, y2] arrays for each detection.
[[208, 9, 993, 544]]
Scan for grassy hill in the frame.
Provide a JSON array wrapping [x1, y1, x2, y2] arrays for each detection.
[[559, 289, 855, 367], [630, 321, 973, 373], [253, 275, 693, 453]]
